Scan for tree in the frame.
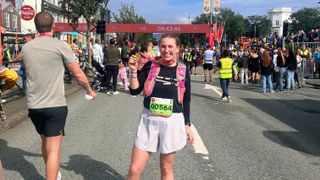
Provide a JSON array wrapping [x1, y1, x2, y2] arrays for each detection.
[[113, 3, 151, 46], [245, 15, 271, 38], [291, 7, 320, 33], [191, 8, 247, 45], [226, 14, 247, 41], [59, 0, 110, 64]]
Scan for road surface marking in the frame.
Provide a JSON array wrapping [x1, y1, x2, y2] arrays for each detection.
[[204, 84, 222, 97], [190, 124, 209, 160]]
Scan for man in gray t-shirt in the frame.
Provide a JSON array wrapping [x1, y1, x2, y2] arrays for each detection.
[[21, 12, 96, 180]]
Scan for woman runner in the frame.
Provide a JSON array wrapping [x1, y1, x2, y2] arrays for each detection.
[[127, 34, 194, 180]]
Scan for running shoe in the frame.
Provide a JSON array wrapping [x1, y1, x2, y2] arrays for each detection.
[[227, 96, 232, 102], [221, 97, 227, 101], [113, 91, 120, 95]]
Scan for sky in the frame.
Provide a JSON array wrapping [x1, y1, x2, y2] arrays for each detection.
[[108, 0, 318, 24]]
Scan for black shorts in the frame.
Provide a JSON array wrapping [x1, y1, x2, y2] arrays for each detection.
[[203, 63, 213, 70], [192, 61, 198, 68], [28, 106, 68, 137]]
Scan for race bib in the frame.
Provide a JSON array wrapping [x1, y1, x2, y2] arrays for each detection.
[[149, 97, 173, 117]]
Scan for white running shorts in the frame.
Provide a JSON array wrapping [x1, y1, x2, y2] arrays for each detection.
[[134, 108, 187, 154]]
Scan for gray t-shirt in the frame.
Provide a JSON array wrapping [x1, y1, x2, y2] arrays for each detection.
[[22, 36, 76, 109]]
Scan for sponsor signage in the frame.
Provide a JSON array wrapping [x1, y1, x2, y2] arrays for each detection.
[[20, 5, 35, 21]]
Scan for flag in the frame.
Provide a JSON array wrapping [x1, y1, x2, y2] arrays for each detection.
[[217, 24, 225, 42], [203, 0, 210, 14], [213, 21, 218, 41], [213, 0, 220, 15], [209, 32, 214, 47]]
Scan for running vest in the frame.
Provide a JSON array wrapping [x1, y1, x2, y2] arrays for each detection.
[[219, 57, 233, 79], [144, 62, 186, 104], [183, 52, 192, 62]]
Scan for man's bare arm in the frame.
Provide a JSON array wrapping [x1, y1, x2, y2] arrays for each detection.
[[66, 62, 96, 98]]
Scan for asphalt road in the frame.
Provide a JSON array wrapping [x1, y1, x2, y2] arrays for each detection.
[[1, 73, 320, 180]]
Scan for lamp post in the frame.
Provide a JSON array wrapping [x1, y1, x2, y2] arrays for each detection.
[[187, 16, 191, 46], [254, 23, 256, 39]]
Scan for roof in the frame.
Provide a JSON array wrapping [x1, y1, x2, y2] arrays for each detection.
[[1, 3, 13, 10]]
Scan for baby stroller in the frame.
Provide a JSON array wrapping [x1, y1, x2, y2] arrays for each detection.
[[90, 60, 107, 92], [91, 69, 106, 92]]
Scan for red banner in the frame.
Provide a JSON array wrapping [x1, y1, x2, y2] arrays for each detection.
[[54, 23, 210, 33], [54, 23, 96, 32]]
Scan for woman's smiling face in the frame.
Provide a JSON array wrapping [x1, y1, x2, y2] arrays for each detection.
[[159, 37, 180, 62]]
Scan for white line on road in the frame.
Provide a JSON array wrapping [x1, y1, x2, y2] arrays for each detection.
[[190, 124, 209, 160], [204, 83, 222, 97]]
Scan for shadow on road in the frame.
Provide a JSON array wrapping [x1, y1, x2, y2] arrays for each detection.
[[242, 98, 320, 156], [263, 131, 320, 156], [61, 154, 125, 180], [0, 139, 44, 180]]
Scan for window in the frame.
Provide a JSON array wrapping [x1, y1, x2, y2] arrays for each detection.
[[276, 20, 279, 26], [12, 15, 17, 28], [4, 13, 10, 27]]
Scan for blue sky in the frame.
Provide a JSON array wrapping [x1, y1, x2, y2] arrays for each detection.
[[108, 0, 318, 24]]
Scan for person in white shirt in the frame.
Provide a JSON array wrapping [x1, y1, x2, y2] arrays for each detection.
[[295, 48, 303, 87], [92, 39, 104, 68], [203, 45, 214, 83]]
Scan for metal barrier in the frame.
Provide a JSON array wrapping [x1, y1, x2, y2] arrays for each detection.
[[302, 58, 314, 79], [294, 42, 320, 49], [290, 42, 319, 79]]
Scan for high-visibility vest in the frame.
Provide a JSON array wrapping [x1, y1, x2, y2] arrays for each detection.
[[186, 52, 192, 62], [219, 57, 233, 79], [302, 49, 310, 57], [6, 50, 11, 60]]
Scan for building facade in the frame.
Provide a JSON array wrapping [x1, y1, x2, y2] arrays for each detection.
[[1, 2, 21, 32], [268, 7, 292, 37]]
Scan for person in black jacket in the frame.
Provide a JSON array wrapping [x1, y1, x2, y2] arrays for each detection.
[[260, 49, 274, 93], [285, 48, 297, 90], [274, 48, 287, 91]]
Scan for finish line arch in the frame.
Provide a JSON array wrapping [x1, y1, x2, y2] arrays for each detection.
[[54, 23, 211, 34]]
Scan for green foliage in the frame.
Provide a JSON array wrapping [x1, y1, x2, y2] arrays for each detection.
[[112, 3, 151, 46], [59, 0, 110, 64], [245, 15, 271, 38], [291, 7, 320, 32], [59, 0, 107, 30], [226, 14, 247, 41]]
